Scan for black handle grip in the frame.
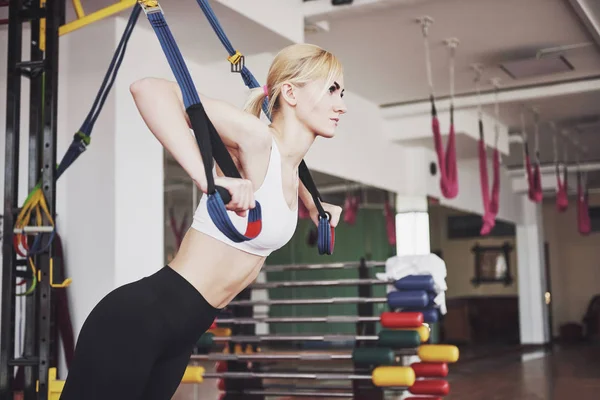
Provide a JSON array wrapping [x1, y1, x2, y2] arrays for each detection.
[[215, 186, 232, 204]]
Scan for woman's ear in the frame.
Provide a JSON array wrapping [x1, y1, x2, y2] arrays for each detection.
[[279, 82, 297, 107]]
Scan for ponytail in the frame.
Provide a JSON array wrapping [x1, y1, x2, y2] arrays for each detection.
[[243, 85, 270, 118]]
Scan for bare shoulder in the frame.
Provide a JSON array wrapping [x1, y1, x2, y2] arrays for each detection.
[[198, 92, 271, 152]]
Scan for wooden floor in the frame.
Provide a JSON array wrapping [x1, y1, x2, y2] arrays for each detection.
[[446, 344, 600, 400], [172, 344, 600, 399]]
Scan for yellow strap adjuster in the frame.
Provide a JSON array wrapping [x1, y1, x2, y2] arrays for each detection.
[[227, 50, 243, 65]]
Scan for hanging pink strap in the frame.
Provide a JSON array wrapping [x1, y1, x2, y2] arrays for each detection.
[[298, 197, 310, 219], [577, 171, 591, 235], [478, 139, 491, 214], [477, 115, 501, 236], [532, 160, 543, 202], [169, 208, 188, 249], [489, 148, 500, 215], [343, 194, 359, 225], [431, 100, 459, 199], [478, 141, 501, 236], [524, 148, 543, 203], [555, 165, 568, 212]]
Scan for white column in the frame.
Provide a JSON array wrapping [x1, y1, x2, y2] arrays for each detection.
[[61, 17, 166, 344], [395, 195, 430, 257], [394, 195, 431, 400], [516, 195, 550, 345]]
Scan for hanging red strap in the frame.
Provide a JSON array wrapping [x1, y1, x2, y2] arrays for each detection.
[[523, 143, 543, 203], [169, 207, 188, 249], [431, 101, 459, 199], [577, 171, 591, 235], [489, 149, 501, 215], [531, 112, 543, 202], [556, 164, 568, 212], [298, 196, 310, 219], [552, 130, 568, 212], [478, 127, 501, 235], [476, 75, 501, 236], [443, 108, 459, 198], [421, 19, 458, 200], [343, 193, 359, 225], [520, 111, 543, 203]]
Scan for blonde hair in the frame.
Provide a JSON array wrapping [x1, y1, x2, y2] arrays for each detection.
[[243, 43, 343, 118]]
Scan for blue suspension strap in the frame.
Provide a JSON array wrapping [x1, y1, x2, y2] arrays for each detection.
[[138, 0, 262, 243], [194, 0, 334, 255], [56, 3, 142, 180]]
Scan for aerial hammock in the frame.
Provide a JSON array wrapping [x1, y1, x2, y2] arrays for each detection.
[[474, 71, 500, 236], [192, 0, 335, 254], [419, 17, 458, 199], [138, 0, 335, 254], [520, 110, 543, 203], [551, 123, 568, 212]]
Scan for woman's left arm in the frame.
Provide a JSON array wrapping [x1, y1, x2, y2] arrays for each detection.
[[298, 183, 342, 227]]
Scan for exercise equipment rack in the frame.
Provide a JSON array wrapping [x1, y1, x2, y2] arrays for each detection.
[[1, 1, 65, 399]]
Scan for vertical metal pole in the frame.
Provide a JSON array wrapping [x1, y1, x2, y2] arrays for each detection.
[[0, 0, 24, 398], [36, 0, 61, 397], [227, 288, 264, 399], [22, 6, 45, 398], [352, 257, 383, 400]]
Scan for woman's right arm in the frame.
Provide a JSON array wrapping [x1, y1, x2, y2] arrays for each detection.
[[130, 77, 265, 215], [130, 77, 208, 191]]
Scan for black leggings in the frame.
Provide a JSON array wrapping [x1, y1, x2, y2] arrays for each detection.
[[60, 266, 219, 400]]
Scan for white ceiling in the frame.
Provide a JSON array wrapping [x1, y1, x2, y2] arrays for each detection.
[[305, 0, 600, 184], [306, 0, 600, 105]]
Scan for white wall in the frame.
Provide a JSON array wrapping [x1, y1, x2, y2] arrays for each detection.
[[59, 18, 119, 337]]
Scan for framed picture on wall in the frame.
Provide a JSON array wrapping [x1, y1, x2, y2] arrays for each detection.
[[471, 242, 513, 286]]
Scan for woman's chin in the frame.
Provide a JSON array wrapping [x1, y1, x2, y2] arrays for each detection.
[[316, 128, 336, 139]]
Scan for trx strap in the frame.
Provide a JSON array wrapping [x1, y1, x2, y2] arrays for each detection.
[[552, 124, 568, 212], [420, 18, 458, 199], [139, 0, 262, 244], [475, 72, 500, 236], [193, 0, 334, 254], [57, 4, 141, 180]]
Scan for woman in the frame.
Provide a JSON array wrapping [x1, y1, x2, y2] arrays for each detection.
[[60, 43, 347, 399]]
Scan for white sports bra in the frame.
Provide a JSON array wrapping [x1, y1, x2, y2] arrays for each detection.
[[191, 137, 299, 257]]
